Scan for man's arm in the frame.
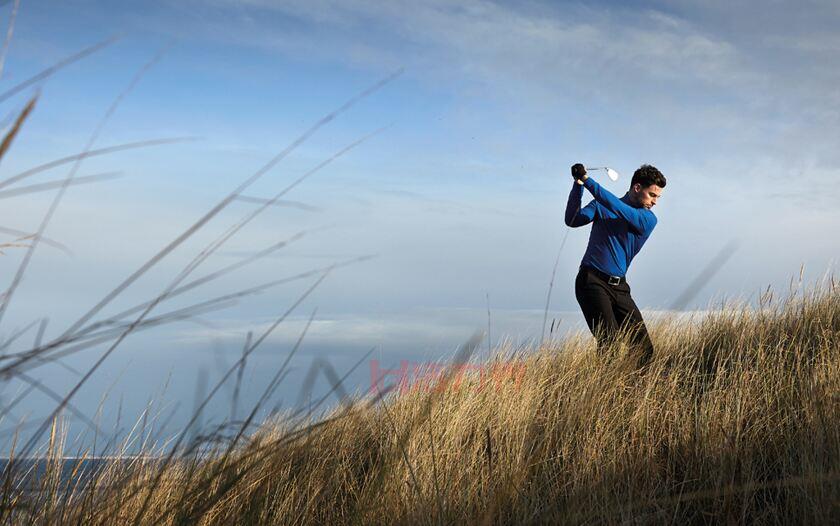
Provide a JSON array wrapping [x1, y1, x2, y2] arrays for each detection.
[[581, 176, 657, 235], [565, 182, 597, 227]]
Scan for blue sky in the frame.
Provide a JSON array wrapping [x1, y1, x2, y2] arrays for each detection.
[[0, 0, 838, 449]]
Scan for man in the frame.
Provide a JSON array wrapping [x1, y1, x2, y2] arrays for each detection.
[[565, 163, 665, 367]]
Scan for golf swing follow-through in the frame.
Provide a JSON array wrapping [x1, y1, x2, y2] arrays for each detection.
[[565, 162, 666, 368]]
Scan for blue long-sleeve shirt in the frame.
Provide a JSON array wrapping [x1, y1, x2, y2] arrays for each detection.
[[564, 177, 657, 277]]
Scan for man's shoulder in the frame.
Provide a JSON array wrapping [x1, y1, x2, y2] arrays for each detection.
[[643, 208, 658, 230]]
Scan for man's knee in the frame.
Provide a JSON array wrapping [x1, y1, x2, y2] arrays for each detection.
[[589, 315, 619, 344], [628, 322, 654, 366]]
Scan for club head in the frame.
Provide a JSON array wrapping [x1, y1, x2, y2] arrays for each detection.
[[585, 166, 620, 181]]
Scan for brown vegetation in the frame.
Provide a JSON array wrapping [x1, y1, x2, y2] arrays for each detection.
[[3, 278, 838, 525]]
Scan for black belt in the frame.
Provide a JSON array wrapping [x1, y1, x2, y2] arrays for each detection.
[[581, 265, 626, 286]]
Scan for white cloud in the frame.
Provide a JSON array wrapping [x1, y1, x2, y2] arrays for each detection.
[[206, 0, 749, 90], [171, 306, 587, 356], [177, 0, 840, 181]]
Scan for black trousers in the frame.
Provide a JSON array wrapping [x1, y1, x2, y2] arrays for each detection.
[[574, 266, 654, 365]]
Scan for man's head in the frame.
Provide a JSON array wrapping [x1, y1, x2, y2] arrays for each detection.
[[628, 164, 666, 210]]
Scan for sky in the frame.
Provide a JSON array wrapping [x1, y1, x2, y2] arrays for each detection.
[[0, 0, 838, 451]]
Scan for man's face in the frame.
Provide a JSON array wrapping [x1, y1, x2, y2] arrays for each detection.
[[632, 184, 663, 209]]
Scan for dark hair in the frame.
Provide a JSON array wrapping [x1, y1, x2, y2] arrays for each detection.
[[631, 164, 666, 189]]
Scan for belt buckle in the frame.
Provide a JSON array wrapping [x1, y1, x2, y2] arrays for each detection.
[[608, 275, 621, 286]]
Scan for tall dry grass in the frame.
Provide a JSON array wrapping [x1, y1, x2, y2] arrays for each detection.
[[1, 277, 837, 525], [0, 18, 836, 524]]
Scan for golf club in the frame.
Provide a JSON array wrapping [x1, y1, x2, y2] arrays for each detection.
[[586, 166, 620, 181]]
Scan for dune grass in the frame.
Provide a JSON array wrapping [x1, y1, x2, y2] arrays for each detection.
[[0, 277, 837, 525], [0, 22, 836, 525]]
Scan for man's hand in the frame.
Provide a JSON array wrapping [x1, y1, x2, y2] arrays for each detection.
[[571, 163, 587, 180]]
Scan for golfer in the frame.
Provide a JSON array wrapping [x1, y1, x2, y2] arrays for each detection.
[[565, 163, 665, 367]]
